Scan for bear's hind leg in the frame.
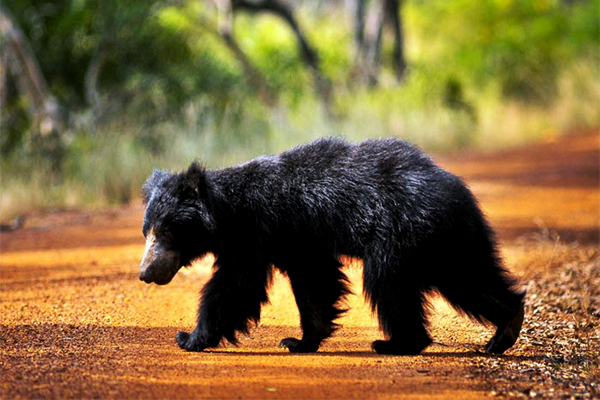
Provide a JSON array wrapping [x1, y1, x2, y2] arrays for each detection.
[[278, 256, 350, 353], [368, 288, 432, 355], [434, 253, 525, 355], [364, 255, 433, 355]]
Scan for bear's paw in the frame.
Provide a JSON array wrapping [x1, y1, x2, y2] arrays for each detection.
[[176, 331, 208, 352], [485, 304, 525, 355], [278, 338, 319, 353]]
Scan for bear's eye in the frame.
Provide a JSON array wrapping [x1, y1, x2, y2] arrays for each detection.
[[154, 229, 176, 246]]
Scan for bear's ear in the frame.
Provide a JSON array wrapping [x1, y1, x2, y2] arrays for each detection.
[[142, 169, 171, 203], [183, 161, 208, 195]]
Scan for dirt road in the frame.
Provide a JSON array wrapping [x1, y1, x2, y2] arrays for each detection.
[[1, 131, 598, 399]]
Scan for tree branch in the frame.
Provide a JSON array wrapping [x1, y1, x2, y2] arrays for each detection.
[[387, 0, 406, 81], [233, 0, 333, 109], [84, 47, 105, 110], [211, 0, 277, 105]]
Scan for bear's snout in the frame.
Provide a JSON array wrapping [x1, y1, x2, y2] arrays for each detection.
[[139, 258, 178, 285], [139, 230, 180, 285]]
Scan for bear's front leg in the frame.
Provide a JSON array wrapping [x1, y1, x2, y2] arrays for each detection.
[[175, 260, 271, 352]]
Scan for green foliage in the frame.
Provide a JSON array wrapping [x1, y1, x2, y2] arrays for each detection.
[[406, 0, 599, 105], [1, 0, 599, 219], [310, 16, 353, 83], [237, 14, 309, 102]]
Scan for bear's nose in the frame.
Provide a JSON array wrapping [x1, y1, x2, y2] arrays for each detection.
[[139, 268, 153, 283]]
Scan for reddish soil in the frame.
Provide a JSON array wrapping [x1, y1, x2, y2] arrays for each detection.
[[1, 130, 598, 399]]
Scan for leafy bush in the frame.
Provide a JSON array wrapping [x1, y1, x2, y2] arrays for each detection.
[[1, 0, 598, 219], [405, 0, 599, 105]]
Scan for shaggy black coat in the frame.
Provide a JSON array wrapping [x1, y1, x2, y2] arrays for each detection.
[[140, 137, 525, 355]]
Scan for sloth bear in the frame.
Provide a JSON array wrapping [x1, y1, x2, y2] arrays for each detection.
[[139, 137, 525, 355]]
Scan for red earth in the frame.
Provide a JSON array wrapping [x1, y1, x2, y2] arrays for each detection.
[[1, 130, 598, 399]]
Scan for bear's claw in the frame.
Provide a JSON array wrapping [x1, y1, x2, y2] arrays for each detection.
[[485, 304, 525, 355], [278, 338, 319, 353]]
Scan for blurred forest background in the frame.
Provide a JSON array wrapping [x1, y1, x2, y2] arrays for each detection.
[[1, 0, 598, 219]]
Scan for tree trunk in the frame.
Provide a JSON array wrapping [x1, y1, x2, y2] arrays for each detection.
[[355, 0, 366, 52], [387, 0, 406, 81], [354, 0, 368, 82], [0, 37, 7, 114], [362, 0, 385, 86], [0, 5, 66, 174], [0, 5, 66, 137], [354, 0, 407, 86]]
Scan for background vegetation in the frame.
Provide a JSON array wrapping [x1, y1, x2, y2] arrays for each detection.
[[1, 0, 599, 219]]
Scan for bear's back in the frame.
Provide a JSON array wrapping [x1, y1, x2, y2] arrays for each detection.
[[279, 137, 433, 177], [210, 137, 467, 255]]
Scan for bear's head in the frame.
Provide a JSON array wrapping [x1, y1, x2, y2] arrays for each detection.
[[139, 163, 216, 285]]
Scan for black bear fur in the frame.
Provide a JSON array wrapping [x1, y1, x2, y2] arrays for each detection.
[[139, 137, 525, 355]]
